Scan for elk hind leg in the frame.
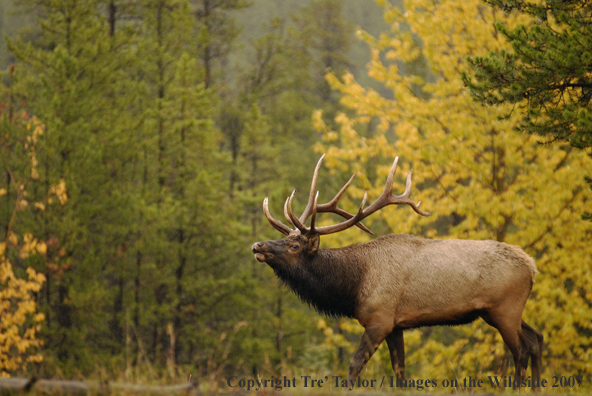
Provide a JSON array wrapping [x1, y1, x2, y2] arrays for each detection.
[[348, 324, 391, 386], [483, 310, 527, 389], [521, 320, 543, 388], [385, 329, 405, 382]]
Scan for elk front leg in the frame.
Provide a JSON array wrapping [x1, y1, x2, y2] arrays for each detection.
[[347, 324, 391, 386], [385, 329, 405, 382]]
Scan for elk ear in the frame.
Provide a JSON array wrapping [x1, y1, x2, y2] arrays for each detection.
[[306, 234, 320, 255]]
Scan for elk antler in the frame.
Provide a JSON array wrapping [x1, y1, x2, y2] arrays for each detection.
[[262, 156, 430, 236], [298, 155, 373, 234], [263, 197, 292, 235], [310, 157, 431, 235], [263, 155, 372, 235]]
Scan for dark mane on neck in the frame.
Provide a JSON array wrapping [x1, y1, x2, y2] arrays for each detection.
[[273, 248, 366, 318]]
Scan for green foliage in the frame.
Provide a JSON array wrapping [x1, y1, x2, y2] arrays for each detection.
[[2, 0, 237, 379], [5, 0, 129, 370], [193, 0, 250, 88], [291, 0, 354, 110], [0, 0, 365, 384]]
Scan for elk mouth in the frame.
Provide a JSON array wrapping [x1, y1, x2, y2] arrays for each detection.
[[252, 242, 268, 262]]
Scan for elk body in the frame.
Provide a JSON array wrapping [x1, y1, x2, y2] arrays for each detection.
[[252, 155, 543, 389]]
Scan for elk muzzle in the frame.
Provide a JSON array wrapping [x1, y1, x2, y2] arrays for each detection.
[[252, 242, 268, 262]]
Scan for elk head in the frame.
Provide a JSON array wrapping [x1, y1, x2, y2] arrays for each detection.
[[252, 155, 430, 268]]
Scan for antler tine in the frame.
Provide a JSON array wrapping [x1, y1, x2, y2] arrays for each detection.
[[284, 192, 295, 226], [263, 197, 292, 235], [316, 172, 374, 235], [388, 169, 431, 216], [314, 192, 368, 235], [394, 168, 413, 201], [299, 154, 325, 224], [309, 191, 320, 233], [384, 156, 398, 195], [362, 158, 431, 217], [317, 171, 356, 211], [362, 156, 399, 215], [286, 190, 308, 233]]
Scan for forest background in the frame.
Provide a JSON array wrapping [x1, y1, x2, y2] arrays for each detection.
[[0, 0, 591, 392]]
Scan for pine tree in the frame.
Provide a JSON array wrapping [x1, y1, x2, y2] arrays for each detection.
[[5, 0, 132, 370], [130, 0, 244, 376], [461, 0, 592, 219], [291, 0, 354, 108], [193, 0, 250, 88]]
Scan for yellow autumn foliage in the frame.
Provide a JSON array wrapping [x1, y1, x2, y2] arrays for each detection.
[[315, 0, 592, 390], [0, 255, 45, 376], [1, 112, 67, 376]]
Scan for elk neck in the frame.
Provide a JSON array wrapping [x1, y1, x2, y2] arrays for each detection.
[[272, 246, 368, 318]]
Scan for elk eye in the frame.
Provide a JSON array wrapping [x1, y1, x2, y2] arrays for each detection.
[[290, 244, 299, 250]]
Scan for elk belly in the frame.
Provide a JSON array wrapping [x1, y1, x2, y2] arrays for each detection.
[[394, 305, 484, 328]]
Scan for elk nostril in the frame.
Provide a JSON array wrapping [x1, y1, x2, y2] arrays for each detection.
[[252, 242, 264, 253]]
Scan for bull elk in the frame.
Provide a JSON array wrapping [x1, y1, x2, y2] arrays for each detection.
[[252, 155, 543, 389]]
